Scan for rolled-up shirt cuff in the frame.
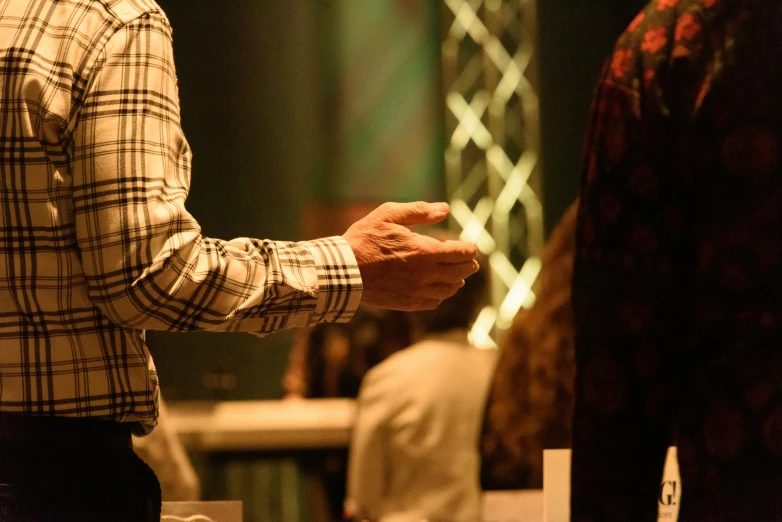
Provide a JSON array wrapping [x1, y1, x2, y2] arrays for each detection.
[[305, 236, 363, 324]]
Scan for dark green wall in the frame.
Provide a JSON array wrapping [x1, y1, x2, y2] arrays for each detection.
[[147, 1, 327, 401], [537, 2, 648, 234], [146, 0, 650, 400], [146, 0, 444, 402]]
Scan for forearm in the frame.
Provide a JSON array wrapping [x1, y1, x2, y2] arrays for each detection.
[[89, 232, 361, 333], [70, 13, 361, 334]]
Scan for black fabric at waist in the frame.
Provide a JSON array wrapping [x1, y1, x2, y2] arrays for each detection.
[[0, 413, 132, 449]]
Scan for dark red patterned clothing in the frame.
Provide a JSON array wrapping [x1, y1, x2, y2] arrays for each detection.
[[573, 0, 782, 520]]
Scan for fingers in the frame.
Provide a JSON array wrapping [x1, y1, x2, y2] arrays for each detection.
[[397, 290, 458, 311], [426, 280, 465, 299], [394, 297, 441, 312], [417, 298, 441, 311], [426, 260, 479, 283], [368, 201, 450, 226], [344, 202, 481, 312], [417, 235, 478, 263], [394, 282, 464, 311]]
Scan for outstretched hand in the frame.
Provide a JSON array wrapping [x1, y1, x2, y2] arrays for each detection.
[[343, 202, 479, 311]]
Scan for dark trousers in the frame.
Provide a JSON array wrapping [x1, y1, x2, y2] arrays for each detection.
[[0, 417, 161, 522]]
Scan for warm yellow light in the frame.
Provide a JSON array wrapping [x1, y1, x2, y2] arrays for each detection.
[[469, 306, 498, 350], [496, 256, 541, 329]]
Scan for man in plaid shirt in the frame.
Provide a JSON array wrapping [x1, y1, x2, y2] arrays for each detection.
[[0, 1, 478, 520]]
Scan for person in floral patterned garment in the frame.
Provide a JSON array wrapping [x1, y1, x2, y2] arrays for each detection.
[[572, 0, 782, 520]]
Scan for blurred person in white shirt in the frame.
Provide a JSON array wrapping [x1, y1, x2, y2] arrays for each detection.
[[345, 246, 494, 522]]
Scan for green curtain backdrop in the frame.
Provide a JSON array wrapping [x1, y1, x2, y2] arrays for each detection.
[[315, 0, 444, 203]]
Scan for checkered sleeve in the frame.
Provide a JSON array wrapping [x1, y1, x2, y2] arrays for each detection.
[[70, 12, 362, 334]]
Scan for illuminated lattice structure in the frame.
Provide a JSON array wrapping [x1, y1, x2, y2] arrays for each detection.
[[441, 0, 543, 347]]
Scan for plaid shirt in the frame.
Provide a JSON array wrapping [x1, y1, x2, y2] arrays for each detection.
[[0, 0, 362, 434]]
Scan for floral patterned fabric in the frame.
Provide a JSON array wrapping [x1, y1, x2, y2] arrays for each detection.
[[572, 0, 782, 520]]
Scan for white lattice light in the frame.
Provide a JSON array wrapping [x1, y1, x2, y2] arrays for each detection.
[[442, 0, 543, 345]]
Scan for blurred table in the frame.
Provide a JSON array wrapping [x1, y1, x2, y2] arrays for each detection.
[[167, 399, 356, 452], [167, 400, 545, 522], [483, 490, 543, 522], [161, 501, 242, 522]]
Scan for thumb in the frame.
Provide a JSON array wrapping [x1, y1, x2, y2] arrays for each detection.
[[369, 201, 450, 226]]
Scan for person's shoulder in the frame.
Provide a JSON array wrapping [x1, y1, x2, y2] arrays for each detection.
[[414, 340, 498, 378], [95, 0, 168, 26], [359, 343, 429, 391], [364, 340, 474, 385], [375, 341, 442, 372]]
